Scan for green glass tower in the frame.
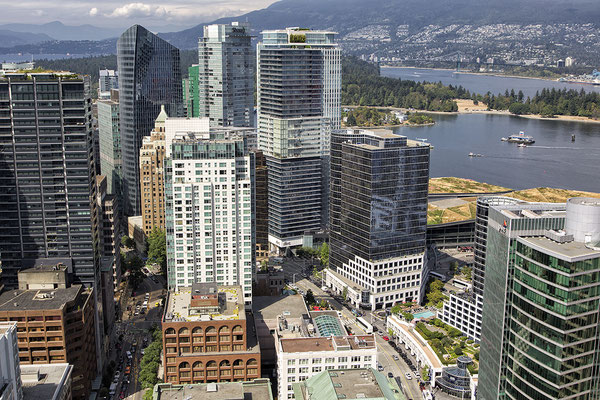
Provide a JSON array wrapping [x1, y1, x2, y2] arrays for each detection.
[[479, 198, 600, 400]]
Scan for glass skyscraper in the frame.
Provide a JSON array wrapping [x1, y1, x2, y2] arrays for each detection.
[[117, 24, 183, 216], [197, 22, 254, 127], [479, 198, 600, 400], [98, 92, 121, 198], [328, 129, 430, 310], [0, 71, 99, 289], [257, 28, 341, 251]]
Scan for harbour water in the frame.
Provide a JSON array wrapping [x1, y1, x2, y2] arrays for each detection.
[[381, 67, 600, 98], [392, 113, 600, 193]]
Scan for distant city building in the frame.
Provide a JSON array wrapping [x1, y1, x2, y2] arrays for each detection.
[[98, 90, 122, 199], [565, 56, 574, 67], [276, 309, 377, 400], [184, 65, 200, 118], [117, 24, 183, 216], [257, 27, 341, 251], [293, 368, 404, 400], [326, 129, 430, 310], [161, 284, 261, 384], [556, 58, 566, 68], [0, 265, 97, 399], [140, 106, 168, 235], [98, 69, 118, 99], [0, 322, 22, 400], [254, 150, 269, 259], [152, 378, 273, 400], [198, 23, 254, 127], [164, 130, 255, 304], [477, 198, 600, 400], [439, 196, 525, 342]]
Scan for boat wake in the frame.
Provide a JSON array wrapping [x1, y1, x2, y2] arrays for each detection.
[[527, 145, 600, 150]]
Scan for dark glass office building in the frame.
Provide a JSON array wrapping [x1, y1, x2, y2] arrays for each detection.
[[117, 25, 183, 215], [0, 72, 100, 289], [329, 129, 430, 309]]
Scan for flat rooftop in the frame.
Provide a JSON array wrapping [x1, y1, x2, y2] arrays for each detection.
[[154, 379, 272, 400], [281, 335, 376, 353], [519, 236, 600, 262], [21, 363, 71, 400], [253, 295, 308, 321], [164, 286, 245, 322], [329, 369, 385, 399], [0, 285, 83, 312]]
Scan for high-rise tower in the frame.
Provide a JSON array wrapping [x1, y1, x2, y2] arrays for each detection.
[[197, 22, 254, 127], [257, 27, 341, 251], [117, 24, 183, 215]]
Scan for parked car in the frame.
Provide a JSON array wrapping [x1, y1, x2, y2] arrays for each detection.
[[383, 336, 389, 341], [393, 355, 399, 361], [388, 372, 394, 378], [405, 372, 412, 380]]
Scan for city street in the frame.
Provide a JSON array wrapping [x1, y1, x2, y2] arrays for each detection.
[[281, 258, 423, 400], [109, 272, 166, 400]]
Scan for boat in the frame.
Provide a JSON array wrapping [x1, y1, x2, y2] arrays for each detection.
[[501, 137, 508, 142], [468, 152, 483, 157], [518, 143, 527, 148], [572, 134, 576, 142], [506, 131, 535, 144]]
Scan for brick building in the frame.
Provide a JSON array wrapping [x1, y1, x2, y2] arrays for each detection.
[[0, 264, 97, 399], [162, 284, 260, 384]]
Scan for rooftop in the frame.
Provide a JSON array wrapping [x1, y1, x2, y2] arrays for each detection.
[[293, 368, 405, 400], [153, 379, 273, 400], [164, 286, 245, 322], [253, 295, 308, 321], [281, 335, 376, 353], [0, 285, 84, 312], [21, 363, 72, 400], [519, 236, 600, 262]]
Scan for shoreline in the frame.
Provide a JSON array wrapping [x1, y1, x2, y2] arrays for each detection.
[[380, 64, 560, 83], [342, 105, 600, 124]]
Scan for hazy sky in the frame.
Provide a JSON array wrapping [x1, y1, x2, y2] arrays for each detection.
[[0, 0, 279, 31]]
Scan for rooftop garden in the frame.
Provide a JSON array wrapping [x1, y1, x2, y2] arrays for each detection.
[[415, 318, 480, 373]]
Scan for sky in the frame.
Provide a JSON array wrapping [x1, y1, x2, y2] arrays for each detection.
[[0, 0, 279, 32]]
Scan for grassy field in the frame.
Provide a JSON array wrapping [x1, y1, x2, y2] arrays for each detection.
[[427, 182, 600, 225], [429, 177, 510, 194]]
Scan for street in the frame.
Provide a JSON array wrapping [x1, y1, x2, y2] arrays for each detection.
[[280, 257, 423, 400], [109, 271, 166, 400]]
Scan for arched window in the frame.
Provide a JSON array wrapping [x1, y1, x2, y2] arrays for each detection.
[[179, 362, 190, 369], [233, 359, 244, 367], [206, 326, 216, 334], [219, 326, 230, 334], [206, 361, 217, 368], [165, 328, 175, 335], [220, 360, 231, 367], [192, 361, 203, 370], [247, 359, 258, 366], [232, 325, 243, 333], [178, 327, 189, 335], [192, 327, 203, 334]]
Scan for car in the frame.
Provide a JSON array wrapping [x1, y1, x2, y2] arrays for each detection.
[[378, 331, 383, 336], [405, 372, 412, 380], [393, 355, 399, 361], [388, 372, 394, 378], [415, 372, 421, 378], [383, 336, 389, 341]]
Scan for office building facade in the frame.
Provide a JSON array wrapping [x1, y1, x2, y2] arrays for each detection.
[[98, 69, 118, 99], [0, 72, 100, 290], [477, 199, 596, 399], [97, 91, 122, 198], [117, 24, 183, 216], [440, 196, 525, 341], [327, 129, 430, 310], [198, 23, 254, 127], [257, 28, 341, 250], [140, 107, 168, 235], [164, 131, 255, 304]]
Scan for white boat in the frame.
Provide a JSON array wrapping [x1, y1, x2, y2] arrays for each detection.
[[468, 152, 475, 157], [518, 143, 527, 148], [501, 137, 508, 141]]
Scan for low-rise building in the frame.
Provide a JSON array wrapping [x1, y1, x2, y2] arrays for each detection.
[[293, 368, 405, 400], [152, 378, 273, 400], [254, 267, 285, 296], [0, 265, 96, 399], [277, 310, 377, 400], [127, 216, 146, 253], [0, 322, 21, 400], [386, 315, 444, 386], [21, 364, 72, 400], [161, 284, 261, 385]]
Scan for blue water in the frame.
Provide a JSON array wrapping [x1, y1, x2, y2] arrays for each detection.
[[381, 67, 600, 99], [413, 310, 436, 319]]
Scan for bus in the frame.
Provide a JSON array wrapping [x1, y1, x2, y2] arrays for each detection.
[[356, 316, 373, 334]]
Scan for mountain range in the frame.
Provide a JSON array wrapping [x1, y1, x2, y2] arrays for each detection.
[[0, 21, 119, 43]]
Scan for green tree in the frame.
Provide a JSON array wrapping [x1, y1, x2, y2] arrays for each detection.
[[147, 228, 167, 273], [342, 286, 348, 301], [305, 289, 316, 305], [402, 312, 414, 322], [390, 304, 402, 315], [143, 390, 153, 400], [319, 242, 329, 266], [121, 235, 135, 249], [454, 346, 463, 356]]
